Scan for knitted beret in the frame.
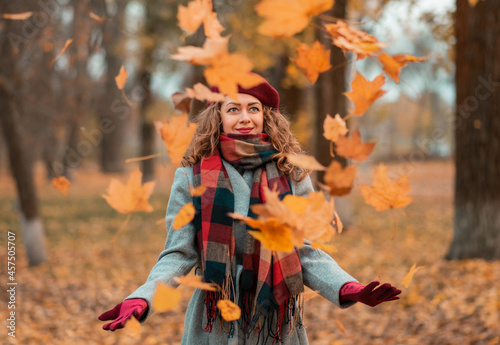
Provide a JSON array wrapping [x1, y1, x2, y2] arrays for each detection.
[[210, 73, 280, 110]]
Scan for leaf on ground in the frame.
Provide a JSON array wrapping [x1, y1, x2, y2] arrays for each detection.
[[294, 40, 331, 84], [217, 299, 241, 321], [124, 316, 141, 337], [204, 53, 263, 100], [335, 129, 375, 161], [115, 65, 128, 90], [173, 203, 195, 230], [152, 282, 183, 313], [155, 113, 197, 166], [185, 83, 225, 102], [2, 12, 34, 20], [377, 51, 426, 83], [171, 36, 229, 65], [173, 275, 218, 291], [102, 168, 156, 214], [189, 185, 207, 197], [52, 176, 71, 196], [359, 164, 413, 211], [344, 72, 386, 116], [285, 153, 327, 171], [402, 263, 424, 288], [255, 0, 333, 38], [323, 161, 356, 196], [323, 114, 348, 142], [177, 0, 213, 35]]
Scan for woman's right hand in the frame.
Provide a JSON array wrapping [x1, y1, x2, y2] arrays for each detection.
[[98, 298, 148, 331]]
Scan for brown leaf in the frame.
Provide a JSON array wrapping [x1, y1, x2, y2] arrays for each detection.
[[344, 72, 386, 116], [323, 161, 356, 196], [115, 65, 128, 90], [377, 51, 426, 83], [294, 41, 331, 84], [171, 92, 192, 113], [335, 129, 375, 161], [52, 176, 71, 196], [155, 113, 197, 166], [285, 153, 327, 171], [323, 114, 348, 142]]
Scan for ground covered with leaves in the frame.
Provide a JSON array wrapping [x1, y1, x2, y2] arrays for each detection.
[[1, 161, 499, 345]]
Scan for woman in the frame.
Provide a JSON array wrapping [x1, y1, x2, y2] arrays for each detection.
[[98, 75, 401, 344]]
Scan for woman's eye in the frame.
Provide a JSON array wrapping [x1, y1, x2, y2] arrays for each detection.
[[228, 107, 238, 113], [250, 107, 260, 112]]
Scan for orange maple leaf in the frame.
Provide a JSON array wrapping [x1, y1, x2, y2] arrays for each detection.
[[203, 12, 224, 38], [185, 83, 225, 103], [173, 202, 196, 230], [171, 92, 192, 113], [323, 161, 356, 196], [152, 282, 182, 313], [255, 0, 333, 38], [189, 185, 207, 197], [294, 41, 331, 83], [285, 153, 326, 171], [377, 51, 426, 83], [102, 168, 156, 214], [155, 113, 197, 166], [324, 20, 387, 59], [124, 317, 141, 337], [204, 53, 263, 100], [115, 65, 128, 90], [344, 72, 386, 116], [217, 300, 241, 321], [323, 114, 348, 142], [171, 36, 229, 65], [335, 129, 375, 161], [359, 164, 413, 211], [52, 176, 71, 196], [177, 0, 213, 35]]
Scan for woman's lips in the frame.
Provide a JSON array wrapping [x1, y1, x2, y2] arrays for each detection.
[[235, 128, 254, 133]]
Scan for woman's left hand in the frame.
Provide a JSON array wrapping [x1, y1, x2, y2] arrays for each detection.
[[340, 281, 401, 307]]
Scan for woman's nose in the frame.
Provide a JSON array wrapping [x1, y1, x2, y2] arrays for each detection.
[[239, 110, 251, 122]]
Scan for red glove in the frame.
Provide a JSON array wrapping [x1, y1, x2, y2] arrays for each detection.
[[98, 298, 148, 331], [340, 281, 401, 307]]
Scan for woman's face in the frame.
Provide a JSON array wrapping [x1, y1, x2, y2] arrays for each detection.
[[220, 93, 264, 135]]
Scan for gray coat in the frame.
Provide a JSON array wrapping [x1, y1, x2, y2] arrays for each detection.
[[126, 161, 357, 344]]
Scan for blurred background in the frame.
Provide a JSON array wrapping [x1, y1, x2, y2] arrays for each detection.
[[1, 0, 499, 344]]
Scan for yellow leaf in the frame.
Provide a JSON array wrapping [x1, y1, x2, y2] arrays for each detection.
[[401, 263, 423, 288], [256, 0, 333, 38], [310, 241, 337, 253], [173, 275, 218, 291], [335, 129, 376, 161], [155, 113, 197, 166], [323, 114, 348, 142], [285, 153, 327, 171], [334, 319, 346, 333], [217, 299, 241, 321], [177, 0, 213, 35], [2, 12, 34, 20], [359, 164, 413, 211], [51, 39, 73, 66], [152, 282, 182, 313], [185, 83, 225, 103], [171, 36, 229, 65], [173, 203, 195, 230], [102, 168, 156, 214], [294, 41, 331, 84], [115, 65, 128, 90], [344, 72, 386, 116], [52, 176, 71, 196], [377, 52, 426, 84], [282, 195, 310, 215], [124, 316, 141, 337], [248, 220, 296, 253], [323, 161, 356, 196], [189, 185, 207, 197]]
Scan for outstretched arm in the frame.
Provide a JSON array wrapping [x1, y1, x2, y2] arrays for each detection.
[[339, 281, 401, 307]]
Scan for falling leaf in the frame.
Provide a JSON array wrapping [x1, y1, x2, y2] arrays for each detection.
[[1, 12, 34, 20], [173, 203, 196, 230], [323, 161, 356, 196], [323, 114, 348, 142], [249, 219, 297, 252], [344, 72, 386, 116], [282, 195, 310, 215], [52, 176, 71, 196], [377, 51, 426, 83], [124, 317, 141, 337], [294, 41, 331, 83], [334, 319, 346, 333], [177, 0, 213, 35], [51, 39, 73, 66], [171, 92, 192, 113], [155, 113, 197, 166], [285, 153, 327, 171], [102, 168, 156, 214], [468, 0, 480, 7], [302, 289, 319, 301], [359, 164, 413, 211], [217, 299, 241, 321], [185, 83, 225, 102], [89, 11, 105, 22], [152, 282, 182, 313], [256, 0, 333, 38], [171, 36, 229, 65], [115, 65, 128, 90], [204, 53, 263, 100], [310, 241, 337, 253], [189, 185, 207, 197], [203, 12, 224, 38], [401, 263, 423, 288], [173, 275, 217, 291], [335, 129, 375, 161], [324, 20, 387, 59], [334, 210, 343, 234]]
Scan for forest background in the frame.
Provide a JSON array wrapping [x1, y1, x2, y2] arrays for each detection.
[[1, 0, 499, 344]]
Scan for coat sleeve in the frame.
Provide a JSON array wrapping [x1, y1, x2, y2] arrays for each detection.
[[292, 175, 359, 308], [125, 167, 200, 320]]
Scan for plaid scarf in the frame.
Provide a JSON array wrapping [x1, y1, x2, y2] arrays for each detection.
[[192, 133, 304, 343]]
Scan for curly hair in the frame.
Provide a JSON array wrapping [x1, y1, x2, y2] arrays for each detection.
[[181, 103, 309, 182]]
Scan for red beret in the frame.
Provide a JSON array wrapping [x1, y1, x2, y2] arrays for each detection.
[[210, 73, 280, 110]]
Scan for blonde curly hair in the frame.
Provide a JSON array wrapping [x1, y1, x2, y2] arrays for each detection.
[[181, 102, 309, 182]]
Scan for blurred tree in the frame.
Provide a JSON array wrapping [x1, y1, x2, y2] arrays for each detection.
[[0, 1, 47, 266], [446, 0, 500, 260]]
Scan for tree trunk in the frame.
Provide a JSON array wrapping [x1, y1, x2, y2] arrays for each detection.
[[446, 0, 500, 260]]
